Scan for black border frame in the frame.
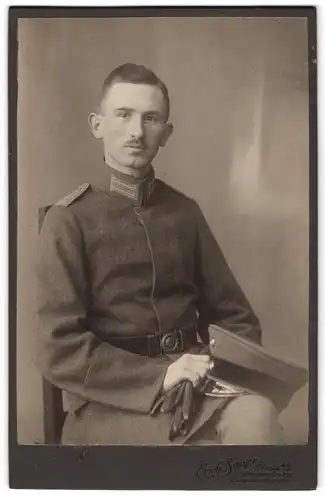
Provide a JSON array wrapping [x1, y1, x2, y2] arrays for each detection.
[[8, 6, 317, 490]]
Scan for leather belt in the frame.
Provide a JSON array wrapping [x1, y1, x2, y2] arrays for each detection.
[[107, 328, 198, 357]]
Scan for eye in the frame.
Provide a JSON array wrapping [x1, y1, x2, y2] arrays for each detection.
[[116, 111, 130, 118], [144, 114, 159, 123]]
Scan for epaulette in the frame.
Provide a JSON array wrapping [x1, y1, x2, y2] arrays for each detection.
[[55, 183, 90, 207]]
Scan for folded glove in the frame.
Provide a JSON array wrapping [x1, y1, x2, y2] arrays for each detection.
[[149, 379, 197, 441], [149, 381, 183, 416], [169, 380, 195, 441], [161, 380, 186, 413]]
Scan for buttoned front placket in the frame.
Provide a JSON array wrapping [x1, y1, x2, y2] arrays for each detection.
[[93, 163, 165, 335], [133, 205, 162, 335]]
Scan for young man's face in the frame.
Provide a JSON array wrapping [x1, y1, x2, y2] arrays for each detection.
[[91, 82, 173, 171]]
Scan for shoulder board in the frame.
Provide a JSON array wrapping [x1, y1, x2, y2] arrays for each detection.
[[55, 183, 90, 207]]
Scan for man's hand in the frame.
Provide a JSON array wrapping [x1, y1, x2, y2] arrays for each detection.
[[163, 354, 211, 392]]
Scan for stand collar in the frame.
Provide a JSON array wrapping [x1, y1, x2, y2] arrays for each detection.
[[93, 161, 156, 206]]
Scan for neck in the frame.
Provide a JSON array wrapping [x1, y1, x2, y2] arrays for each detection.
[[104, 153, 151, 180]]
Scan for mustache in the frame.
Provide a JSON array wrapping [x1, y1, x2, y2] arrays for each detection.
[[124, 140, 146, 148]]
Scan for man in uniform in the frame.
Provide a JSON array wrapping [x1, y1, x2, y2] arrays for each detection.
[[37, 63, 283, 445]]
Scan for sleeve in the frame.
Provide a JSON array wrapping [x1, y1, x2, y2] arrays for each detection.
[[193, 203, 262, 345], [36, 207, 171, 414]]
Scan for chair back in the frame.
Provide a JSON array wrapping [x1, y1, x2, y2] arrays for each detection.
[[39, 206, 66, 444]]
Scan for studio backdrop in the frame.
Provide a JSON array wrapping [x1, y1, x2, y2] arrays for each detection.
[[17, 16, 309, 444]]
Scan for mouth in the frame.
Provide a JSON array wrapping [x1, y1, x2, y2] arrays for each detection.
[[125, 145, 146, 155], [125, 145, 144, 150]]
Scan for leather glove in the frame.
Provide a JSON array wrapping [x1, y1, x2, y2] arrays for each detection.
[[149, 381, 183, 416], [160, 379, 186, 413], [168, 380, 195, 441], [149, 379, 197, 441]]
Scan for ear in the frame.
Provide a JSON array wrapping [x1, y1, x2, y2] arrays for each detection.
[[88, 112, 103, 138], [159, 122, 174, 147]]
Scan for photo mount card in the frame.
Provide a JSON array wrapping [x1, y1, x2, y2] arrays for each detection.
[[8, 5, 317, 490]]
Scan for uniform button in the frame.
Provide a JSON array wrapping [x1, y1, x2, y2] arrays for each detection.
[[210, 337, 216, 347]]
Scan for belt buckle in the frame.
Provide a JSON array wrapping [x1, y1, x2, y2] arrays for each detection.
[[160, 329, 184, 354]]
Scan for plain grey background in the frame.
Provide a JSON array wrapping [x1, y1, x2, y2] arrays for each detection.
[[17, 17, 309, 444]]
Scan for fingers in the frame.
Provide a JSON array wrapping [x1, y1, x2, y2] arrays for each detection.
[[163, 353, 212, 392], [181, 354, 210, 370], [182, 354, 211, 387], [183, 367, 206, 387], [184, 363, 208, 379], [182, 354, 210, 371], [185, 354, 210, 364]]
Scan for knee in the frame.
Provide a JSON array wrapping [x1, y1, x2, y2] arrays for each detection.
[[218, 395, 283, 445], [223, 395, 278, 424]]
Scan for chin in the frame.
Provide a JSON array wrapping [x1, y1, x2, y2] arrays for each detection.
[[126, 158, 151, 169]]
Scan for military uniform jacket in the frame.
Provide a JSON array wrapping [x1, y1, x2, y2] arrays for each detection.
[[37, 164, 261, 443]]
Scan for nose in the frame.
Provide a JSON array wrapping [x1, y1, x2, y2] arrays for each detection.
[[128, 114, 144, 139]]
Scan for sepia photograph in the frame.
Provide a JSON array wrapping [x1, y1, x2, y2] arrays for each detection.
[[9, 6, 317, 490]]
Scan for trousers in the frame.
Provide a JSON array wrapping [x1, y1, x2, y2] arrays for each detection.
[[189, 394, 284, 445], [62, 394, 284, 446]]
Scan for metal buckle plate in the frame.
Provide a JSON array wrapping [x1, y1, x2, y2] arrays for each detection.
[[160, 329, 184, 354]]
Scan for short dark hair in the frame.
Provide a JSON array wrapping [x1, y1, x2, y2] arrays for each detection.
[[100, 63, 170, 120]]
